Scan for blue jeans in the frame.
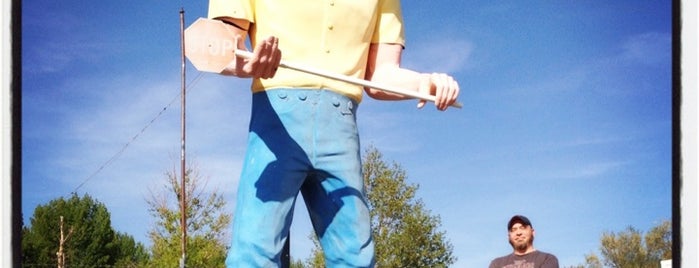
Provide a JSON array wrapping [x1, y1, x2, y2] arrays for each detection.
[[226, 89, 375, 268]]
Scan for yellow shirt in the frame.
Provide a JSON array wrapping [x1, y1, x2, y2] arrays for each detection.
[[208, 0, 405, 102]]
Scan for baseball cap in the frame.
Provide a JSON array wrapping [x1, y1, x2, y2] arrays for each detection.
[[508, 215, 532, 230]]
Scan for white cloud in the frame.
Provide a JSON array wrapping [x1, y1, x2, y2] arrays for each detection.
[[357, 103, 424, 153], [620, 32, 671, 66], [22, 63, 253, 240], [23, 9, 127, 75], [546, 160, 629, 180], [402, 39, 475, 74]]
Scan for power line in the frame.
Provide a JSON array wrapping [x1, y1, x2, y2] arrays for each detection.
[[71, 72, 206, 193]]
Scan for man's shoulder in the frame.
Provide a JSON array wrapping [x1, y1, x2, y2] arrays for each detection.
[[532, 250, 560, 267], [489, 251, 559, 268], [533, 250, 558, 259], [491, 253, 515, 260], [489, 253, 515, 267]]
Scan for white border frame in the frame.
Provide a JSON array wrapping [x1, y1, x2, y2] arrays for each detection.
[[1, 1, 696, 267], [2, 0, 14, 267], [681, 1, 698, 267]]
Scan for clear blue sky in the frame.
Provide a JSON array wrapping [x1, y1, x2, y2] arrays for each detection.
[[22, 1, 672, 267]]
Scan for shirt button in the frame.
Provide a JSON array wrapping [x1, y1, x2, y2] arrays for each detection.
[[330, 2, 335, 6], [328, 25, 334, 30]]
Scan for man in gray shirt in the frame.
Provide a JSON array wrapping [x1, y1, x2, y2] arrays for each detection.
[[489, 215, 559, 268]]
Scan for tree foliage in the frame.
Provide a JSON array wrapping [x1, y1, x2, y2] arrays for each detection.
[[307, 146, 456, 267], [113, 232, 151, 267], [21, 193, 149, 267], [291, 259, 307, 268], [307, 233, 325, 267], [146, 163, 232, 267], [573, 220, 671, 268]]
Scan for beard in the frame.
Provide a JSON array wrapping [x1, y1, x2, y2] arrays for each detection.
[[509, 236, 534, 252], [512, 240, 528, 251]]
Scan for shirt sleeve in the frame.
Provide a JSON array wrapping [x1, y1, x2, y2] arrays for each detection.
[[488, 256, 506, 268], [541, 254, 560, 268], [208, 0, 254, 23], [371, 0, 405, 46]]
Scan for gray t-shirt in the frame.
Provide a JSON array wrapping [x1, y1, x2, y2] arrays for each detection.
[[489, 250, 559, 268]]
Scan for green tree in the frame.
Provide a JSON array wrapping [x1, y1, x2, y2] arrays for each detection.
[[113, 231, 151, 267], [573, 220, 671, 268], [291, 259, 307, 268], [307, 146, 456, 267], [306, 233, 325, 267], [22, 193, 149, 267], [146, 163, 232, 267], [566, 255, 602, 268]]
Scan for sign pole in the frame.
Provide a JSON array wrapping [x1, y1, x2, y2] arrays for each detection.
[[179, 8, 188, 268]]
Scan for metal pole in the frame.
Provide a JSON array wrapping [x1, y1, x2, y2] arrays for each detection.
[[179, 8, 187, 268]]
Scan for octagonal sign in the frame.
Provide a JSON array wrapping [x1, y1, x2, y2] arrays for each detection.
[[184, 18, 237, 73]]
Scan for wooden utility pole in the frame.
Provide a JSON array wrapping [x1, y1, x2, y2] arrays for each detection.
[[56, 216, 72, 268]]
